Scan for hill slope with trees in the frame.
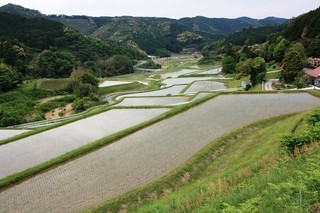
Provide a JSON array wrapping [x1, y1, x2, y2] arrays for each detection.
[[0, 4, 287, 55]]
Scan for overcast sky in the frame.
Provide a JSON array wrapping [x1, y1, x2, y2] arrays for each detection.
[[0, 0, 319, 19]]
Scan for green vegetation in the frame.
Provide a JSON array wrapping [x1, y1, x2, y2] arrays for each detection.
[[281, 109, 320, 152], [0, 63, 20, 92], [266, 71, 281, 79], [0, 87, 60, 126], [0, 12, 146, 81], [38, 79, 70, 90], [202, 6, 320, 89], [98, 82, 146, 95]]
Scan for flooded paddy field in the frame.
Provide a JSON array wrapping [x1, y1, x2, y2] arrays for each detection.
[[1, 93, 319, 212], [0, 108, 169, 179], [184, 81, 227, 94], [116, 85, 187, 100], [162, 77, 212, 86], [162, 69, 198, 78], [0, 130, 29, 141], [117, 97, 188, 106], [99, 81, 132, 87]]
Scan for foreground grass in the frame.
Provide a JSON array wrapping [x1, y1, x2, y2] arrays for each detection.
[[88, 112, 307, 212]]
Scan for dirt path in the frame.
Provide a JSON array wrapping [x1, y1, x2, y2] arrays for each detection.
[[0, 94, 319, 212]]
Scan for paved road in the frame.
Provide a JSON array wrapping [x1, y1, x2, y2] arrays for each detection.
[[0, 93, 319, 212]]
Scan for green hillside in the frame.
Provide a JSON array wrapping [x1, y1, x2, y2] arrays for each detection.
[[0, 4, 287, 55], [0, 12, 146, 78]]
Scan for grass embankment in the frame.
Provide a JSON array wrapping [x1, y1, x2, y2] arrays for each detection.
[[99, 82, 146, 95], [88, 111, 310, 212], [0, 92, 220, 190]]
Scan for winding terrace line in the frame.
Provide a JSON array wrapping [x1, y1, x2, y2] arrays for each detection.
[[0, 93, 320, 212]]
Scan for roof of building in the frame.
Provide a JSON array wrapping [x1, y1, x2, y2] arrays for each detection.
[[307, 66, 320, 78]]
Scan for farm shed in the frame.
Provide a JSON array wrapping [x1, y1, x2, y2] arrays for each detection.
[[307, 66, 320, 85]]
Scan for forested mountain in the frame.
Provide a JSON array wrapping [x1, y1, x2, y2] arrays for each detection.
[[179, 16, 287, 34], [0, 4, 287, 55], [0, 12, 146, 79], [0, 3, 44, 18], [50, 15, 286, 54]]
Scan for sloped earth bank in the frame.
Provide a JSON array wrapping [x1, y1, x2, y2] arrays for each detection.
[[0, 109, 169, 179], [0, 94, 319, 212]]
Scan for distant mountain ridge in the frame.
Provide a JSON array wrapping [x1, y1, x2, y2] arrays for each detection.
[[0, 3, 288, 54]]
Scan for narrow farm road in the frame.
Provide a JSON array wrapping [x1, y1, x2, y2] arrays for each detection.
[[0, 94, 319, 212]]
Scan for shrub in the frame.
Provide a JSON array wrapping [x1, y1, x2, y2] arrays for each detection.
[[281, 110, 320, 152]]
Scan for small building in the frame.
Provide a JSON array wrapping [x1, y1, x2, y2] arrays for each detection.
[[307, 66, 320, 85]]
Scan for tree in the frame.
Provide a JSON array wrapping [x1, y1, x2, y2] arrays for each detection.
[[235, 57, 266, 85], [282, 51, 305, 83], [273, 37, 288, 62], [100, 55, 135, 76], [250, 57, 266, 85], [0, 63, 20, 92], [69, 67, 99, 97], [307, 35, 320, 57], [282, 43, 307, 84], [222, 56, 237, 74], [37, 50, 78, 78]]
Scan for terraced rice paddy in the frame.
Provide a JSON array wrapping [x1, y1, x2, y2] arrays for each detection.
[[184, 81, 227, 94], [0, 130, 29, 141], [162, 69, 197, 78], [199, 67, 222, 74], [117, 97, 188, 106], [0, 108, 169, 179], [1, 93, 319, 212], [162, 77, 212, 86], [99, 80, 131, 87], [116, 85, 187, 100]]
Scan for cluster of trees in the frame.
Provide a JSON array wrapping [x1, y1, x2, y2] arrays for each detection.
[[216, 6, 320, 87], [222, 55, 266, 87]]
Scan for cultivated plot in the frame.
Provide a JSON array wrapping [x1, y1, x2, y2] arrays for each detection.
[[116, 85, 187, 100], [162, 69, 198, 78], [162, 77, 213, 87], [0, 129, 29, 141], [117, 97, 188, 106], [0, 108, 169, 179], [184, 81, 227, 94], [99, 81, 131, 87], [1, 93, 319, 212], [199, 67, 222, 74]]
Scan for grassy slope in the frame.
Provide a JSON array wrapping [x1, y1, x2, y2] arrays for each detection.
[[131, 112, 318, 212], [89, 111, 310, 212], [130, 110, 319, 213]]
